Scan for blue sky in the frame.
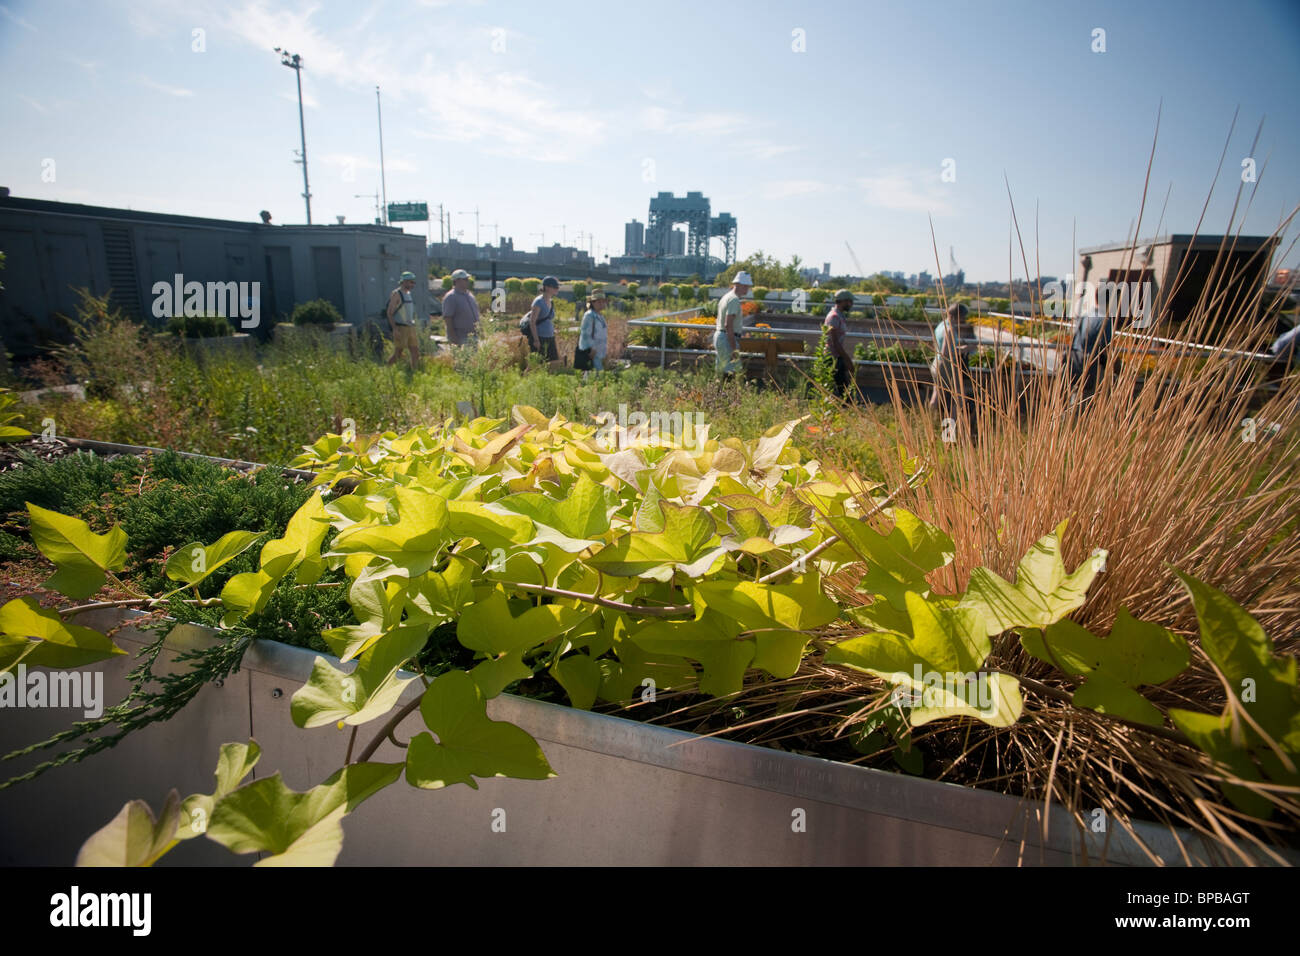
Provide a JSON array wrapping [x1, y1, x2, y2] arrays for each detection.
[[2, 0, 1297, 282]]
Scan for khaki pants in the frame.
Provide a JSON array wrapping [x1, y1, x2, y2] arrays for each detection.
[[389, 324, 420, 367]]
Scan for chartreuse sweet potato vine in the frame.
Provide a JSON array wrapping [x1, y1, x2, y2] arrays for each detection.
[[1, 405, 1294, 864]]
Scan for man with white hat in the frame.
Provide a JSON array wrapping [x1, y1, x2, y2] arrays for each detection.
[[715, 270, 752, 376], [386, 270, 422, 370], [441, 269, 481, 346]]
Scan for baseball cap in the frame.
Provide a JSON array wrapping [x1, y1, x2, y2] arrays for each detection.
[[451, 269, 471, 280], [542, 276, 560, 288], [733, 271, 753, 286], [834, 288, 854, 302], [400, 271, 416, 281]]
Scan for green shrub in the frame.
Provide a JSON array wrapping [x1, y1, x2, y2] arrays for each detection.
[[441, 275, 454, 291], [572, 281, 588, 301], [627, 282, 639, 298], [661, 284, 678, 299], [809, 289, 828, 304], [629, 321, 683, 349], [290, 299, 343, 327], [505, 278, 523, 293], [165, 312, 234, 338], [522, 278, 541, 295], [752, 287, 769, 302]]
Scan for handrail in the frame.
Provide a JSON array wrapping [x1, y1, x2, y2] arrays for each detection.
[[985, 311, 1275, 361]]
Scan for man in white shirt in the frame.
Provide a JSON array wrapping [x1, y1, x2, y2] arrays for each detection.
[[715, 270, 752, 375]]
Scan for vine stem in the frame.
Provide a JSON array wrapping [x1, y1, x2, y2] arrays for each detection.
[[57, 596, 223, 616], [497, 580, 693, 617], [355, 692, 425, 763], [757, 474, 914, 585]]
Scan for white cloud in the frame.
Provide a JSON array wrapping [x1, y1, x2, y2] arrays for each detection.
[[221, 1, 605, 162], [138, 76, 194, 97], [278, 88, 321, 109], [0, 4, 36, 31], [16, 94, 47, 113], [741, 139, 804, 160], [638, 106, 749, 136], [858, 169, 954, 215], [321, 152, 416, 174], [762, 179, 831, 200]]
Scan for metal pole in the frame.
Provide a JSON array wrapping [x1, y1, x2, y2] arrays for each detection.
[[293, 59, 311, 224], [376, 86, 388, 226]]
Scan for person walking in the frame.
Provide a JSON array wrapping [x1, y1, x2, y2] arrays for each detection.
[[386, 271, 422, 370], [442, 269, 481, 346], [524, 275, 561, 362], [577, 290, 609, 376], [824, 289, 856, 397], [929, 302, 975, 435], [715, 270, 752, 376], [1068, 304, 1115, 403]]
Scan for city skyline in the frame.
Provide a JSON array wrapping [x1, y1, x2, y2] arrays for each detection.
[[2, 0, 1298, 282]]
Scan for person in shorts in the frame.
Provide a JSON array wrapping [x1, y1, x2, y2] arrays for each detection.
[[525, 276, 561, 362], [715, 270, 752, 376], [386, 271, 421, 370]]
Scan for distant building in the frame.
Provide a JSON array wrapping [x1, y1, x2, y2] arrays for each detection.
[[669, 228, 685, 256], [0, 193, 427, 357], [624, 219, 644, 256], [1076, 234, 1278, 337], [426, 236, 595, 276]]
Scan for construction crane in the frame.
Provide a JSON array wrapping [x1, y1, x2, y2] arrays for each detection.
[[949, 246, 960, 276], [844, 241, 865, 278]]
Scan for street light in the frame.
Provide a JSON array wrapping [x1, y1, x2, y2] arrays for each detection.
[[274, 47, 312, 224]]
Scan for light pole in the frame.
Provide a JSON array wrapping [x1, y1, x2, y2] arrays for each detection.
[[376, 86, 388, 225], [275, 47, 312, 224]]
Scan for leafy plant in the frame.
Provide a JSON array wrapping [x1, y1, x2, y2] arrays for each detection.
[[0, 389, 32, 442], [1, 407, 1290, 866], [165, 312, 234, 339], [290, 299, 343, 327]]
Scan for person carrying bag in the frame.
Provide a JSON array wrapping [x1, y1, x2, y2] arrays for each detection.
[[576, 290, 609, 373]]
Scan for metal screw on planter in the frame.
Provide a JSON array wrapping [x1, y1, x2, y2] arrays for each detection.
[[272, 688, 283, 698], [213, 679, 223, 688]]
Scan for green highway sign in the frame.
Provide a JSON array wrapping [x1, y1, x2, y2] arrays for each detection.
[[388, 202, 428, 222]]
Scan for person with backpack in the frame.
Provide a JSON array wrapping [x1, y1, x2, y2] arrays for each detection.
[[521, 276, 560, 362], [576, 290, 609, 376], [1067, 306, 1116, 403], [929, 302, 975, 436], [386, 270, 422, 370]]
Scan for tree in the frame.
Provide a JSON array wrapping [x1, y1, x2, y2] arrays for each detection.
[[715, 251, 803, 290]]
